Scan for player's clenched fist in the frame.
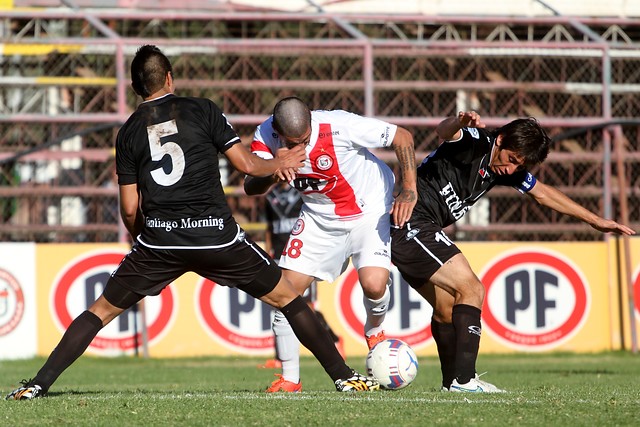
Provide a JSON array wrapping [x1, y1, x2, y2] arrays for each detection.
[[457, 110, 486, 129]]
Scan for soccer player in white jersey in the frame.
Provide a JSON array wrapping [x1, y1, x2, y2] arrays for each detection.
[[245, 96, 417, 392]]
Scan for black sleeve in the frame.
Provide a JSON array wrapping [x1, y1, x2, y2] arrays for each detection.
[[207, 100, 241, 153], [439, 127, 483, 164], [115, 121, 138, 185]]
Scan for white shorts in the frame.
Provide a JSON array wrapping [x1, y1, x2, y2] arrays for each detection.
[[278, 207, 391, 282]]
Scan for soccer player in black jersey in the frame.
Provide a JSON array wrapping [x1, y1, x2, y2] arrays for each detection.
[[391, 110, 635, 393], [5, 45, 379, 400]]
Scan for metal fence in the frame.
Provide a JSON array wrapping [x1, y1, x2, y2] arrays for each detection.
[[0, 10, 639, 242]]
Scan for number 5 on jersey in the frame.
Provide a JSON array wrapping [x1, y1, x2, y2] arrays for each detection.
[[147, 120, 185, 186]]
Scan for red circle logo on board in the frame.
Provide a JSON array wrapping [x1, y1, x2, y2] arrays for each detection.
[[336, 265, 433, 349], [0, 269, 25, 336], [51, 250, 175, 353], [197, 279, 274, 353], [481, 250, 589, 351]]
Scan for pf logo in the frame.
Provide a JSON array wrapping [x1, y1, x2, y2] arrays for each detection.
[[336, 265, 433, 349], [197, 279, 274, 353], [481, 250, 590, 351], [52, 250, 175, 354], [0, 268, 24, 336]]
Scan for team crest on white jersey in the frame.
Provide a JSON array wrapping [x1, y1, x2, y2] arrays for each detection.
[[291, 218, 305, 235], [315, 154, 333, 171]]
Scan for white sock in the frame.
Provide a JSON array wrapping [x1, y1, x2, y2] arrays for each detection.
[[363, 283, 390, 337], [273, 310, 300, 383]]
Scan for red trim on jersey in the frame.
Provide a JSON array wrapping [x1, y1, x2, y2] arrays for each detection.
[[308, 123, 362, 217], [251, 140, 273, 156]]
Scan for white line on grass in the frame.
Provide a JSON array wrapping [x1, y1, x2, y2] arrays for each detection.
[[49, 392, 639, 406]]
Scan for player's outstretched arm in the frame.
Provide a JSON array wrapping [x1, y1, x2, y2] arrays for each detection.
[[436, 111, 486, 141], [226, 143, 304, 180], [243, 147, 302, 195], [390, 126, 417, 228], [527, 181, 635, 235]]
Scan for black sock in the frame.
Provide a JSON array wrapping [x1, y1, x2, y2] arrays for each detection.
[[452, 304, 482, 384], [281, 296, 352, 382], [33, 311, 103, 393], [431, 318, 456, 389]]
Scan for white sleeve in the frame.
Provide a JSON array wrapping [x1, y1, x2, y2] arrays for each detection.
[[251, 117, 279, 160], [334, 110, 397, 149]]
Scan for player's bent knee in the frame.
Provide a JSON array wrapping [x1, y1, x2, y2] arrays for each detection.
[[359, 274, 391, 300], [259, 280, 298, 309], [461, 280, 485, 307], [88, 295, 127, 326]]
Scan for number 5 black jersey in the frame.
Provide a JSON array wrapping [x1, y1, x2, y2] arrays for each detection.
[[412, 126, 538, 228], [115, 94, 241, 248]]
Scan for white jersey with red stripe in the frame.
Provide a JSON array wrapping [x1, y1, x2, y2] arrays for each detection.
[[251, 110, 397, 220]]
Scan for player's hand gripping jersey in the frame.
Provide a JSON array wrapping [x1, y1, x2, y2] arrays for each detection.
[[412, 126, 538, 228], [251, 110, 397, 220]]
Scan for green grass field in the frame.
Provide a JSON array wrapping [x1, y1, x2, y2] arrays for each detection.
[[1, 352, 638, 426]]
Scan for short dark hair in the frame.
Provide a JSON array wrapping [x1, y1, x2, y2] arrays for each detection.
[[493, 117, 550, 168], [272, 97, 312, 138], [130, 45, 173, 99]]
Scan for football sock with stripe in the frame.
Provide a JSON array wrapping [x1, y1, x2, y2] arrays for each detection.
[[281, 296, 352, 382], [363, 283, 390, 337], [452, 304, 482, 384]]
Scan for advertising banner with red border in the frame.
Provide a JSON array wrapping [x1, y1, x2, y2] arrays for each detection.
[[0, 243, 36, 360], [464, 242, 610, 353], [34, 241, 617, 358], [38, 244, 178, 357], [36, 244, 277, 357], [313, 242, 611, 356]]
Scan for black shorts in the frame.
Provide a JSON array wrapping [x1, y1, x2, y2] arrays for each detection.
[[104, 234, 282, 306], [391, 219, 460, 289]]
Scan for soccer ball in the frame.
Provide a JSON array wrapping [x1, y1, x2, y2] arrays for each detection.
[[366, 338, 418, 390]]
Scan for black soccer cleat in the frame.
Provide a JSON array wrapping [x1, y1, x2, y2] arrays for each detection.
[[335, 370, 380, 392], [5, 379, 44, 401]]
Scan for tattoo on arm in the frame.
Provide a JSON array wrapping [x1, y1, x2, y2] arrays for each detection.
[[394, 144, 417, 192]]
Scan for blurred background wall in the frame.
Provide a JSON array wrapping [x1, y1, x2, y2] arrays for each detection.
[[0, 0, 638, 243]]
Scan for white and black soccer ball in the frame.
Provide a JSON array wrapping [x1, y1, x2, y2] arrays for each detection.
[[366, 338, 418, 390]]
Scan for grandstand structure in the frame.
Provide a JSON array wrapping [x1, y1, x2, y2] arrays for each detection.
[[0, 3, 639, 242]]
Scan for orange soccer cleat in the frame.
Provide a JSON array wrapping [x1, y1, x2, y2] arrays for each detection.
[[265, 374, 302, 393], [365, 331, 387, 350]]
